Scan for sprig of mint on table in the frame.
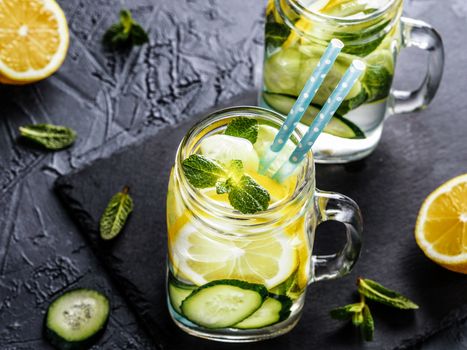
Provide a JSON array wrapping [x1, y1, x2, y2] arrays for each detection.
[[331, 278, 419, 341], [182, 117, 269, 214], [103, 9, 149, 49]]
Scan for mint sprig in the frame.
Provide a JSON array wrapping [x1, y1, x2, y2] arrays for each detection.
[[182, 154, 226, 188], [181, 155, 270, 214], [103, 10, 149, 49], [224, 117, 258, 144], [357, 278, 419, 310], [330, 278, 418, 341], [227, 175, 270, 214]]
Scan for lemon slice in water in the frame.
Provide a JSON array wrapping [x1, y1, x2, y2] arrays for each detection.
[[170, 220, 299, 289]]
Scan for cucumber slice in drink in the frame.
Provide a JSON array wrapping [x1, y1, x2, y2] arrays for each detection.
[[234, 294, 293, 329], [297, 55, 363, 105], [180, 280, 268, 328], [262, 92, 365, 139], [264, 47, 364, 105], [362, 49, 394, 102], [169, 281, 196, 314], [264, 47, 302, 96], [45, 289, 110, 350]]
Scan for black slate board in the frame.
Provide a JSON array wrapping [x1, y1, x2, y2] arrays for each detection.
[[55, 92, 467, 350]]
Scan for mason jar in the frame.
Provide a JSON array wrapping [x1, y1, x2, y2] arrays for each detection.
[[166, 106, 363, 342], [261, 0, 444, 163]]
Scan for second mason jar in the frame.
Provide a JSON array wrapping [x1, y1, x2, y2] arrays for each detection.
[[261, 0, 444, 163]]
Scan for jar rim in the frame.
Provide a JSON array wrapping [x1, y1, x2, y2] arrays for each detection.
[[175, 106, 315, 222], [286, 0, 400, 24]]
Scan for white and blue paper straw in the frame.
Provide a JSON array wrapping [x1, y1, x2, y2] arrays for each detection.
[[273, 60, 366, 183], [258, 39, 344, 174]]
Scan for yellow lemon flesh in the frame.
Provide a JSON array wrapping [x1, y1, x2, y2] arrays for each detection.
[[415, 174, 467, 274], [0, 0, 69, 84]]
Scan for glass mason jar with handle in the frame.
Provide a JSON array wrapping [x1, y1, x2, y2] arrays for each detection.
[[261, 0, 444, 163], [166, 106, 363, 342]]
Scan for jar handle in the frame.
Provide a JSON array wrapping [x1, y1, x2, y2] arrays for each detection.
[[389, 17, 445, 115], [311, 190, 363, 283]]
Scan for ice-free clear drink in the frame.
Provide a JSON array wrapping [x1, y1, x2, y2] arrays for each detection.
[[261, 0, 443, 163], [166, 107, 363, 342]]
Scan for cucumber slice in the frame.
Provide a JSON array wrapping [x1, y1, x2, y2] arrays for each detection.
[[269, 269, 297, 296], [45, 289, 110, 350], [180, 279, 268, 329], [168, 281, 196, 314], [262, 92, 365, 139], [234, 294, 293, 329], [362, 49, 394, 102], [264, 47, 364, 105]]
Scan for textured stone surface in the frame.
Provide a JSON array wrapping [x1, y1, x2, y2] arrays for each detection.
[[0, 0, 466, 349]]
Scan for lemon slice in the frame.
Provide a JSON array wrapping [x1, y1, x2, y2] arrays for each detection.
[[170, 221, 299, 289], [0, 0, 69, 84], [415, 174, 467, 274], [293, 218, 311, 289]]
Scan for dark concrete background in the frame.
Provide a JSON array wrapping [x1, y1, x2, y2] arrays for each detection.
[[0, 0, 465, 349]]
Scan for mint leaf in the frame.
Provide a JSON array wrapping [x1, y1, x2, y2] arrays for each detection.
[[103, 9, 149, 49], [361, 305, 374, 341], [330, 303, 364, 321], [224, 117, 258, 144], [182, 155, 270, 214], [357, 278, 419, 310], [216, 160, 242, 194], [352, 311, 364, 326], [215, 181, 230, 194], [228, 175, 270, 214], [227, 160, 244, 180], [19, 124, 76, 150], [130, 23, 149, 45], [182, 155, 226, 188], [100, 186, 134, 240]]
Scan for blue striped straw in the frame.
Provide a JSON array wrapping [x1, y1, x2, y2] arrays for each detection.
[[258, 39, 344, 174], [273, 60, 366, 183]]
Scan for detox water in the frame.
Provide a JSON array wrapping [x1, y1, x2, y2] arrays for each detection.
[[166, 116, 315, 338], [261, 0, 403, 162]]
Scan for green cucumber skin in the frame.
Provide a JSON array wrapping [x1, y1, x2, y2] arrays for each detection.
[[168, 283, 196, 314], [44, 289, 110, 350], [271, 294, 293, 322], [234, 293, 293, 329], [332, 115, 366, 139], [263, 92, 366, 139], [180, 279, 268, 329], [182, 279, 268, 301], [44, 325, 107, 350]]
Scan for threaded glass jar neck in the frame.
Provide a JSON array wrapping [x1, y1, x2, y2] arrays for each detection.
[[275, 0, 403, 51], [173, 106, 315, 233]]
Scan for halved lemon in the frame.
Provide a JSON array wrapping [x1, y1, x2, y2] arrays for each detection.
[[0, 0, 69, 84], [415, 174, 467, 274], [170, 221, 299, 289]]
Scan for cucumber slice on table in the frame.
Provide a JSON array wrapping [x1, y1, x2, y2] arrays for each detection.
[[180, 279, 268, 328], [262, 92, 365, 139], [45, 288, 110, 350], [234, 294, 293, 329], [169, 281, 196, 314]]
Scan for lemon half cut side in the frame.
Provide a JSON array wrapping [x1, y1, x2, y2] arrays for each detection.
[[0, 0, 69, 84], [415, 174, 467, 274]]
